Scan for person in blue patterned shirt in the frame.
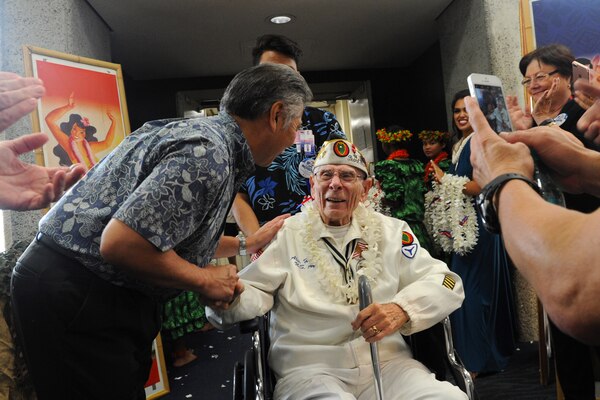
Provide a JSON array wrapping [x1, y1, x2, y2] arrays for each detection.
[[233, 34, 346, 235], [10, 63, 312, 399]]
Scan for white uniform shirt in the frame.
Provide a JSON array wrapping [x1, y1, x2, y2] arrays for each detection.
[[207, 203, 464, 379]]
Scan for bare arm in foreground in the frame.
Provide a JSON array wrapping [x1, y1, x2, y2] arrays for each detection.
[[467, 95, 600, 344]]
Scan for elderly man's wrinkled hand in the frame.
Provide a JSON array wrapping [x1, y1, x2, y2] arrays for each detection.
[[352, 303, 409, 343], [466, 97, 534, 187]]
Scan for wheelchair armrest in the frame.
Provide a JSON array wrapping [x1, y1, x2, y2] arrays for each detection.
[[239, 317, 260, 334]]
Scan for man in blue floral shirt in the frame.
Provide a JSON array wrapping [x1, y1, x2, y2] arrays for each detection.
[[234, 35, 346, 232], [10, 63, 312, 399]]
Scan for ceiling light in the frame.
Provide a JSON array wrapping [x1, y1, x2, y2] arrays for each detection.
[[269, 15, 294, 24]]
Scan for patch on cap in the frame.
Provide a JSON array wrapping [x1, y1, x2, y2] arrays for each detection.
[[314, 139, 368, 176]]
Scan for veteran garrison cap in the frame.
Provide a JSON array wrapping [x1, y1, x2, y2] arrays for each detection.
[[313, 139, 368, 176]]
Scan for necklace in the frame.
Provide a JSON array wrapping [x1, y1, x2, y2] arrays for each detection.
[[300, 201, 383, 304], [451, 132, 474, 165], [386, 149, 409, 160], [424, 174, 478, 255]]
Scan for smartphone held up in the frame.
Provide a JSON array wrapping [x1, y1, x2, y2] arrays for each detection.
[[572, 59, 592, 83], [467, 73, 513, 134]]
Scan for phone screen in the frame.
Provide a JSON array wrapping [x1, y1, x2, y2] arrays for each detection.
[[472, 84, 513, 133]]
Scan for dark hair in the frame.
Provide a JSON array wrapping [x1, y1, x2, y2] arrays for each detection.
[[251, 34, 303, 66], [60, 114, 98, 140], [575, 57, 592, 68], [518, 44, 574, 78], [221, 63, 312, 128], [419, 130, 451, 146], [54, 114, 98, 166], [386, 124, 405, 132], [450, 89, 471, 140], [53, 145, 71, 166], [381, 124, 408, 153]]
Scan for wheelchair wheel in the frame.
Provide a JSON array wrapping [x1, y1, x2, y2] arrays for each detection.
[[243, 349, 256, 399]]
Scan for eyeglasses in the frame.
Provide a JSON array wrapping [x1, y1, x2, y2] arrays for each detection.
[[314, 169, 365, 183], [521, 70, 559, 87]]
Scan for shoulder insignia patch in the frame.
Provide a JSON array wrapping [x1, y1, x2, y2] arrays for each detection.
[[401, 231, 414, 245], [442, 274, 456, 290], [401, 231, 418, 258], [402, 244, 417, 259]]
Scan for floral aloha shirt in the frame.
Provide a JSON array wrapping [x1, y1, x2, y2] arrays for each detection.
[[39, 112, 254, 297], [239, 106, 345, 225]]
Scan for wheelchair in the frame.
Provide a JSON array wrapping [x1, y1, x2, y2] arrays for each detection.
[[232, 314, 476, 400]]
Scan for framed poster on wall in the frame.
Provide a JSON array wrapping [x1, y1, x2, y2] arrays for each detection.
[[144, 334, 170, 399], [22, 45, 131, 170]]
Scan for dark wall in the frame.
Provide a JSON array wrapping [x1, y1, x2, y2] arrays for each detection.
[[370, 42, 448, 162], [124, 75, 232, 131], [123, 42, 448, 162]]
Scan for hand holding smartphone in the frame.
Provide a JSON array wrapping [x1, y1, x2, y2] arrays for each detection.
[[572, 60, 598, 110], [572, 60, 591, 83], [467, 73, 513, 133], [467, 74, 566, 205]]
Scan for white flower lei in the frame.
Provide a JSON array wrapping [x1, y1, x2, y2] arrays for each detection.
[[452, 132, 474, 166], [424, 173, 478, 255], [363, 176, 389, 215], [300, 200, 383, 304]]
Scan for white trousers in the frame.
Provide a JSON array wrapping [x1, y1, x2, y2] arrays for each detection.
[[273, 356, 468, 400]]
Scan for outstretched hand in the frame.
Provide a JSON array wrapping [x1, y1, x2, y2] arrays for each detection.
[[506, 95, 533, 130], [68, 92, 76, 108], [430, 160, 445, 182], [0, 133, 86, 210], [0, 72, 45, 132], [466, 96, 534, 188], [246, 213, 290, 254], [531, 77, 561, 124]]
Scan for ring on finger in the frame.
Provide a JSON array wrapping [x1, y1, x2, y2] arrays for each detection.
[[370, 325, 380, 335]]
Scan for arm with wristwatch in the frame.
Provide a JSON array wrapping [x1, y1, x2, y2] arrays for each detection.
[[212, 213, 290, 258], [466, 94, 600, 345]]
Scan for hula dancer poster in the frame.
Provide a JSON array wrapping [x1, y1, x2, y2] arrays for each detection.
[[23, 46, 131, 170]]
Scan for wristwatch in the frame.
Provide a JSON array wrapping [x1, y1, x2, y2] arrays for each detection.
[[476, 173, 541, 234], [236, 233, 247, 256], [538, 118, 557, 127]]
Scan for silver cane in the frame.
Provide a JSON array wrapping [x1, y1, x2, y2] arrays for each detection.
[[358, 275, 385, 400]]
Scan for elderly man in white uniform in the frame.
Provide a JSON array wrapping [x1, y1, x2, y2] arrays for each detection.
[[207, 139, 466, 400]]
